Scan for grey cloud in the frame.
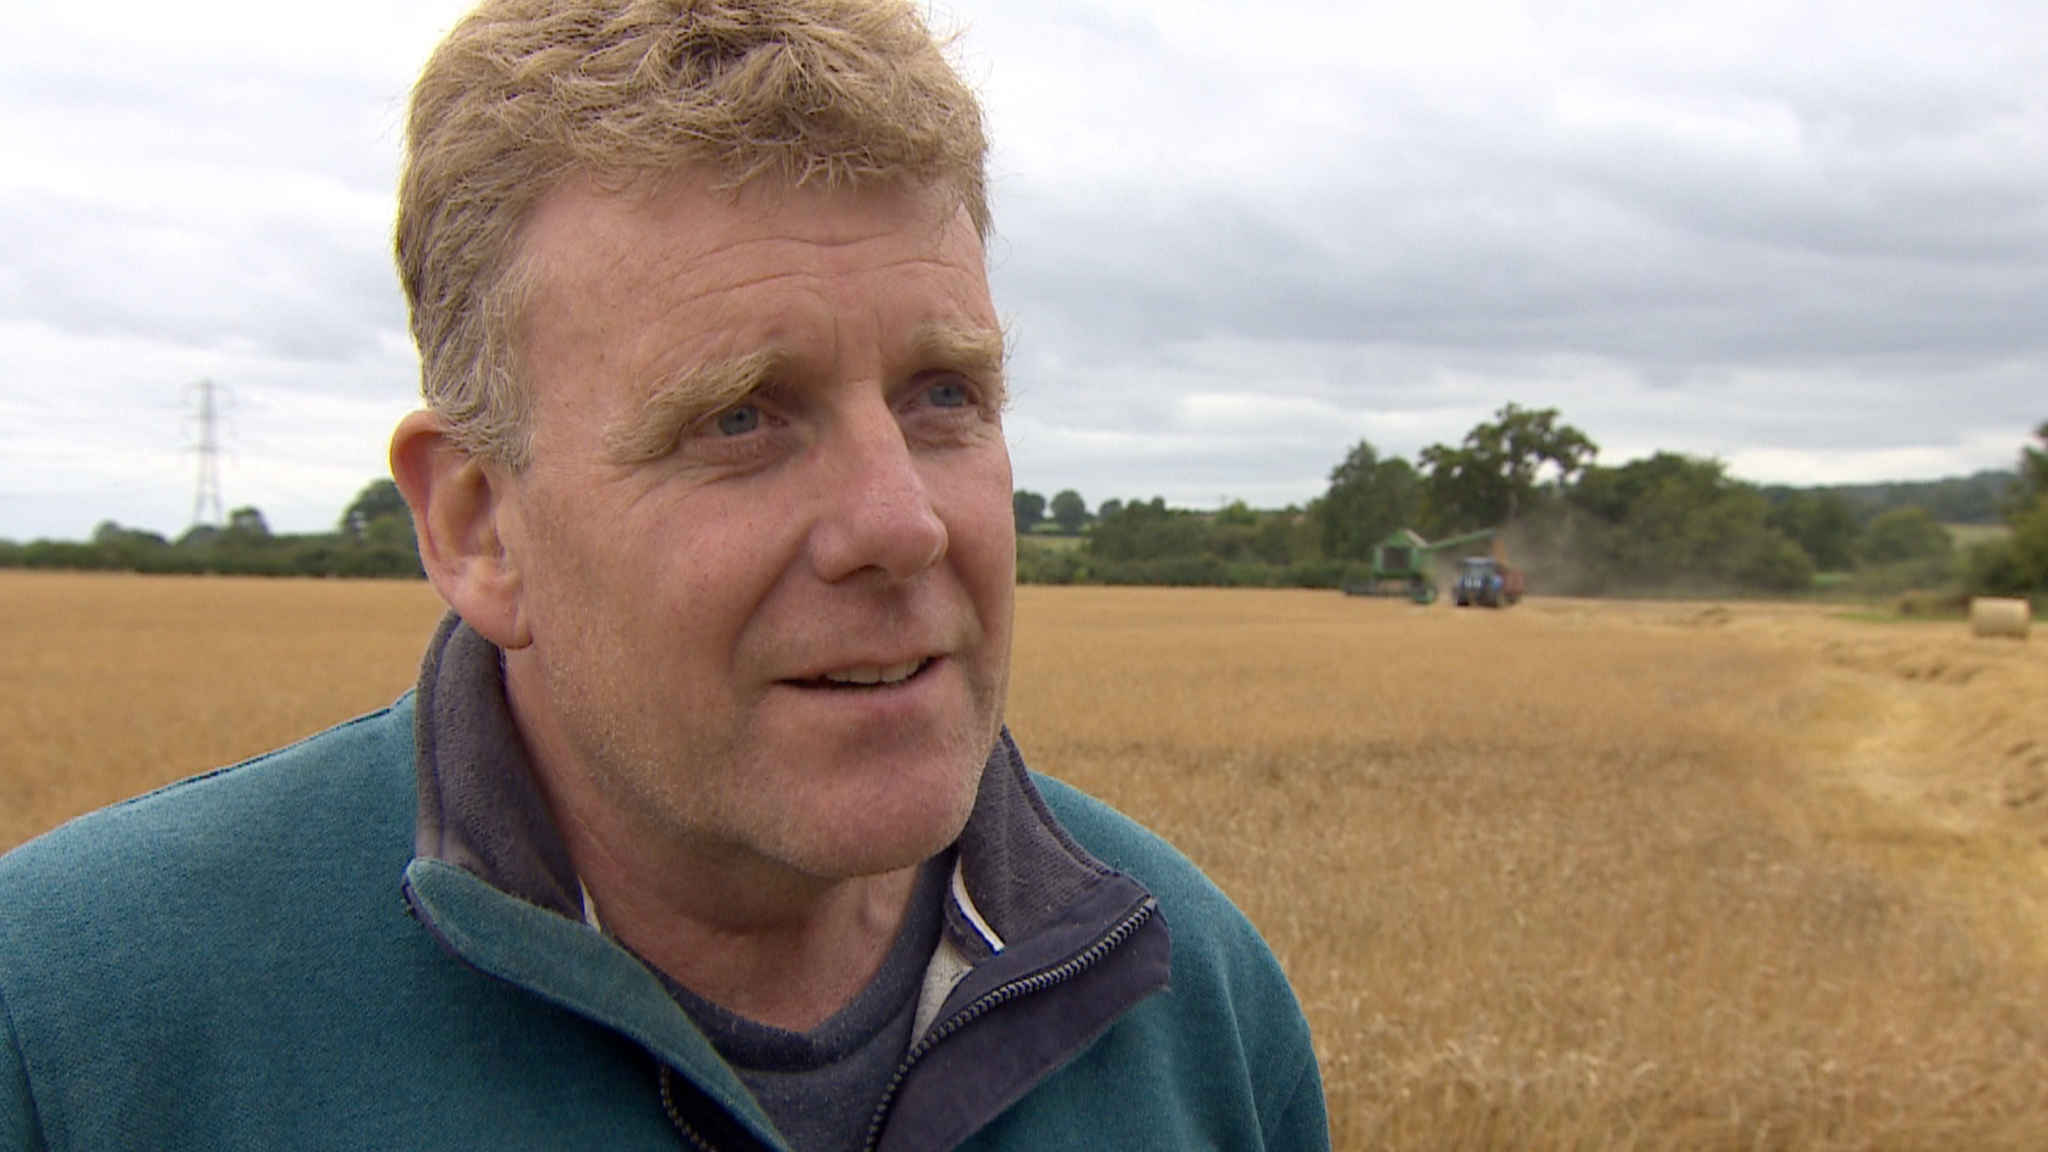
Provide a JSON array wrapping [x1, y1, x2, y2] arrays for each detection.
[[0, 21, 410, 376], [1, 186, 404, 366], [970, 0, 2048, 424], [995, 177, 2047, 371]]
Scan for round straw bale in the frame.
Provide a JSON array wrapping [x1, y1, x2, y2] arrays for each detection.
[[1969, 597, 2032, 640]]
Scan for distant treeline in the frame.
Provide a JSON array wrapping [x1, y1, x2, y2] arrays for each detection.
[[8, 413, 2046, 601], [0, 481, 421, 580], [1762, 472, 2014, 527], [1017, 407, 2048, 601]]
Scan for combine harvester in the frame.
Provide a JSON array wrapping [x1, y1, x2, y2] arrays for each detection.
[[1343, 528, 1521, 607]]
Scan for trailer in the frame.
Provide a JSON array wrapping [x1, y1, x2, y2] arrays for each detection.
[[1450, 555, 1525, 608]]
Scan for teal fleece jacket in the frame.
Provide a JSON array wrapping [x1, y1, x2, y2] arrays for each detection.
[[1, 692, 1326, 1150]]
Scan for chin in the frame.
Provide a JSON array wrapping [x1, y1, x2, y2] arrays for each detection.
[[783, 759, 985, 880]]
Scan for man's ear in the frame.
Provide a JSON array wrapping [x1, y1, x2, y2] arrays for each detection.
[[390, 410, 530, 650]]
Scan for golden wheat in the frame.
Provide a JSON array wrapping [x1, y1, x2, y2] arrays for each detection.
[[1006, 588, 2048, 1150], [6, 572, 2048, 1148], [0, 571, 447, 847]]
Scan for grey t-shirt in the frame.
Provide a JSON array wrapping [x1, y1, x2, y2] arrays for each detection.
[[659, 854, 949, 1151]]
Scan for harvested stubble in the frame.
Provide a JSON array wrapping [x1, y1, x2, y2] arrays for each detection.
[[7, 573, 2048, 1148], [1007, 588, 2048, 1151]]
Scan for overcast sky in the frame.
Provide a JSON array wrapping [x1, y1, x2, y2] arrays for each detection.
[[2, 0, 2042, 540]]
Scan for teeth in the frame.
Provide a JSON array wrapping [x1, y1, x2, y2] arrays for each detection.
[[822, 659, 924, 686]]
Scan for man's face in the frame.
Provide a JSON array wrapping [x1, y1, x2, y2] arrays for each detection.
[[494, 175, 1014, 883]]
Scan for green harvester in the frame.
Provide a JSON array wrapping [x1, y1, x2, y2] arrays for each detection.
[[1342, 528, 1504, 604]]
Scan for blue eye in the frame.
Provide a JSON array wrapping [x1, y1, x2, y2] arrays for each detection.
[[714, 405, 761, 436], [926, 380, 970, 408]]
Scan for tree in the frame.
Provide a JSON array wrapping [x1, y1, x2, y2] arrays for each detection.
[[342, 479, 410, 539], [1418, 403, 1597, 535], [2015, 420, 2048, 511], [175, 524, 223, 549], [1048, 490, 1090, 534], [1314, 440, 1420, 561], [1973, 421, 2048, 595], [1765, 490, 1859, 571], [2008, 493, 2048, 590], [1083, 498, 1209, 562], [2014, 422, 2048, 589], [1563, 453, 1811, 593], [91, 521, 168, 549], [1207, 500, 1294, 566], [225, 507, 271, 538], [1858, 506, 1952, 567], [1012, 490, 1046, 535]]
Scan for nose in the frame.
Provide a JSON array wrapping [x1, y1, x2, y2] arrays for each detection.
[[806, 399, 948, 584]]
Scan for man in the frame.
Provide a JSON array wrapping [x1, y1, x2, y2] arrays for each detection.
[[0, 1, 1327, 1148]]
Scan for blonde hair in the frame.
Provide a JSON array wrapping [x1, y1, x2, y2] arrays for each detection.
[[396, 0, 991, 467]]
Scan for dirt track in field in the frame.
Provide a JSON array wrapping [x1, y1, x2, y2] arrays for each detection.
[[1573, 599, 2047, 943], [1541, 599, 2048, 840], [1573, 597, 2048, 960]]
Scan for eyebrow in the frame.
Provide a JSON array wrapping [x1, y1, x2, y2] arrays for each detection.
[[603, 346, 792, 466], [913, 324, 1010, 411], [600, 324, 1010, 467]]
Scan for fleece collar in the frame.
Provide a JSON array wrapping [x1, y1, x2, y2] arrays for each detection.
[[411, 613, 583, 922], [406, 612, 1172, 1152]]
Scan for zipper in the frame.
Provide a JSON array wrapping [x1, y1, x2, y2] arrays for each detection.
[[649, 895, 1156, 1151], [659, 1063, 729, 1152], [660, 1061, 795, 1152], [857, 897, 1157, 1152]]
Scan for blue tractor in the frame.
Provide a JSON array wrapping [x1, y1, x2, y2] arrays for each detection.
[[1451, 556, 1523, 608]]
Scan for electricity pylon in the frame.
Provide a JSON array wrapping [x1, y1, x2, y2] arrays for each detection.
[[189, 379, 226, 528]]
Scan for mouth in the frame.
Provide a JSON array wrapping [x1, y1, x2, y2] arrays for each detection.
[[792, 657, 935, 690]]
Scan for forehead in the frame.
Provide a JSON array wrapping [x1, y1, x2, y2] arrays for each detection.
[[515, 173, 993, 338]]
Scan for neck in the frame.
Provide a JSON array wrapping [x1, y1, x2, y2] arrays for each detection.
[[565, 807, 923, 1031]]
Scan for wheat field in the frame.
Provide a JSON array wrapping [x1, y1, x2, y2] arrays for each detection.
[[6, 570, 2048, 1148]]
